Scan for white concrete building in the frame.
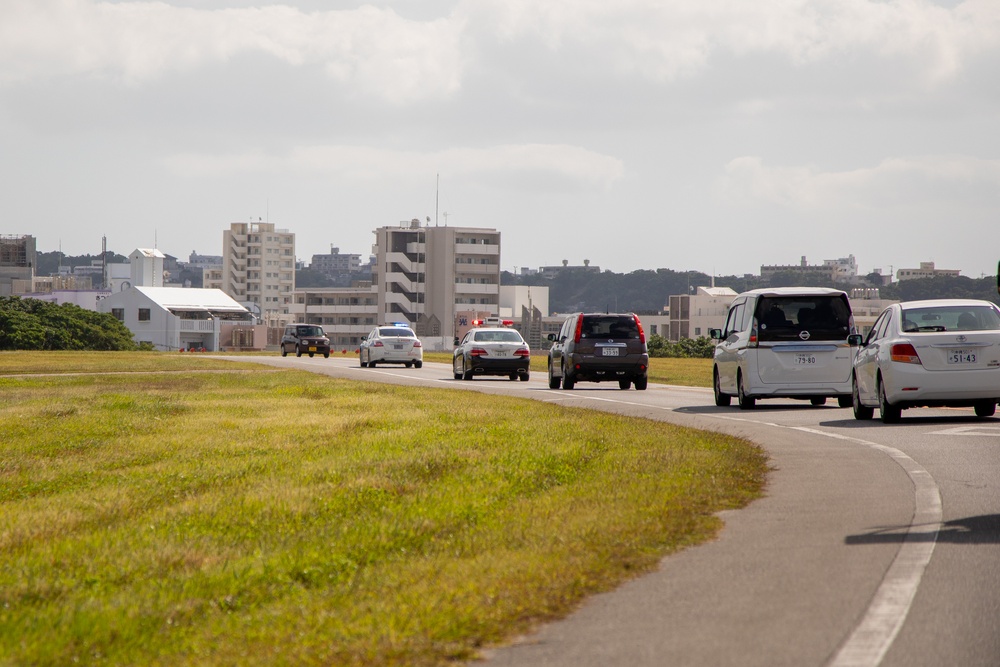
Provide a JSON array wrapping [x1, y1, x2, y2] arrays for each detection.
[[372, 220, 501, 345], [221, 221, 295, 318], [99, 286, 258, 351], [667, 286, 738, 341]]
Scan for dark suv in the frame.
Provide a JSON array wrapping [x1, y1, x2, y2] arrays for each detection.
[[280, 324, 331, 358], [547, 313, 649, 390]]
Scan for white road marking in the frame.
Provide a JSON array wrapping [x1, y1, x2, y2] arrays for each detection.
[[926, 425, 1000, 436]]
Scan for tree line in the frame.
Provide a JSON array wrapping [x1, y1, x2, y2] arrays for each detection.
[[0, 297, 139, 351]]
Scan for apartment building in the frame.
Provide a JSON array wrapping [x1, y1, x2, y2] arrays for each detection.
[[896, 261, 961, 282], [220, 222, 295, 319], [372, 220, 500, 343], [0, 234, 36, 296], [287, 285, 379, 348], [668, 286, 738, 341]]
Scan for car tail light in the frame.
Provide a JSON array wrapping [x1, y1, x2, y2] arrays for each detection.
[[749, 318, 759, 347], [514, 348, 530, 357], [891, 343, 921, 364], [633, 314, 645, 344], [574, 315, 583, 343], [470, 347, 488, 357], [373, 341, 384, 347], [413, 340, 422, 348]]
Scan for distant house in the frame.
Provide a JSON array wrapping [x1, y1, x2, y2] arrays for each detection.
[[99, 286, 261, 351]]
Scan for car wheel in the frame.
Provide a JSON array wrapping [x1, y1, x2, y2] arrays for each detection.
[[323, 352, 330, 359], [453, 361, 462, 380], [737, 372, 755, 410], [519, 372, 529, 381], [462, 360, 473, 381], [810, 397, 827, 406], [414, 361, 423, 369], [281, 346, 287, 357], [838, 395, 853, 408], [295, 346, 302, 358], [548, 363, 561, 389], [619, 379, 631, 390], [634, 376, 648, 391], [308, 352, 314, 358], [713, 369, 731, 407], [974, 400, 997, 418], [852, 376, 874, 420], [562, 369, 575, 390], [878, 375, 901, 424], [509, 373, 517, 381], [360, 357, 367, 368], [406, 362, 413, 368]]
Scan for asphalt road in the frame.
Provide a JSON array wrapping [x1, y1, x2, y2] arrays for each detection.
[[233, 355, 1000, 667]]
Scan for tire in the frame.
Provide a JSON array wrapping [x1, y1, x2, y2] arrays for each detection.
[[737, 372, 755, 410], [838, 395, 852, 409], [619, 379, 631, 390], [562, 370, 575, 390], [974, 400, 997, 418], [405, 362, 413, 368], [713, 369, 731, 407], [369, 360, 377, 368], [462, 360, 473, 381], [548, 363, 561, 389], [281, 346, 287, 357], [323, 352, 330, 359], [360, 357, 367, 368], [810, 397, 827, 406], [308, 352, 314, 358], [852, 376, 874, 420], [509, 373, 517, 381], [634, 376, 648, 391], [295, 347, 302, 358], [414, 361, 422, 369], [878, 376, 901, 424], [519, 372, 529, 381]]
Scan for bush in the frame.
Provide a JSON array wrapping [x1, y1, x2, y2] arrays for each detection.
[[0, 297, 138, 351], [647, 334, 714, 358]]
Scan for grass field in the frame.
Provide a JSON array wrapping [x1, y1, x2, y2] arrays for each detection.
[[423, 352, 713, 388], [0, 352, 762, 666]]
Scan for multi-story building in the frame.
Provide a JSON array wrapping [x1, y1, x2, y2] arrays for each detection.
[[310, 246, 363, 276], [287, 285, 379, 348], [1, 234, 36, 296], [372, 220, 501, 345], [220, 222, 295, 319], [896, 261, 961, 282], [667, 286, 738, 341]]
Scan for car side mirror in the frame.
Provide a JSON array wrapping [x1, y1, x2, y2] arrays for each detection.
[[547, 333, 556, 341], [709, 328, 722, 340], [847, 334, 864, 347]]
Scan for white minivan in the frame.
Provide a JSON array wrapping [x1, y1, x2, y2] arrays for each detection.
[[709, 287, 857, 409]]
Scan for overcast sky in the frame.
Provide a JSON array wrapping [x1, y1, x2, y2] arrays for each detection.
[[2, 0, 998, 279]]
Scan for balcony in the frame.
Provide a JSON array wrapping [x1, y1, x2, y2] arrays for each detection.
[[454, 243, 499, 256]]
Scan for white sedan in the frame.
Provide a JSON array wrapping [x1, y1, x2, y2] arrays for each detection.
[[453, 327, 530, 381], [849, 299, 1000, 423], [359, 324, 423, 368]]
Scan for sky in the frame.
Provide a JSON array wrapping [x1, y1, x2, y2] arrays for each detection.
[[2, 0, 999, 280]]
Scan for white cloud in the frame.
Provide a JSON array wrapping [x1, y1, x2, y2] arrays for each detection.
[[0, 0, 465, 103], [162, 143, 625, 191], [721, 154, 1000, 209]]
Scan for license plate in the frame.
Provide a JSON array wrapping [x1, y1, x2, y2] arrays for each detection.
[[393, 344, 404, 350], [602, 347, 620, 357], [948, 350, 976, 364], [308, 346, 317, 352], [795, 354, 816, 365]]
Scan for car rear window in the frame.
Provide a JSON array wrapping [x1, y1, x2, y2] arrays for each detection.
[[580, 315, 640, 340], [379, 327, 415, 337], [755, 295, 852, 342], [473, 330, 523, 343], [900, 305, 1000, 332]]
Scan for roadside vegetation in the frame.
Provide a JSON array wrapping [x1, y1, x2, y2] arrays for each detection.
[[0, 296, 140, 351], [1, 352, 764, 666]]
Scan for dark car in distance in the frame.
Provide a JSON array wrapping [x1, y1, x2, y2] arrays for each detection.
[[547, 313, 649, 390], [280, 324, 331, 358]]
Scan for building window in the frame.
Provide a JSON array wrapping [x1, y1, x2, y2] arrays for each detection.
[[112, 308, 124, 321], [138, 308, 151, 322]]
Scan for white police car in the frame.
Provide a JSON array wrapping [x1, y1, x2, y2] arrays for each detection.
[[359, 323, 423, 368]]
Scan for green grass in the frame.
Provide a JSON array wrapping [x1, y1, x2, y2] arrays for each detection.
[[423, 352, 713, 388], [0, 352, 763, 666]]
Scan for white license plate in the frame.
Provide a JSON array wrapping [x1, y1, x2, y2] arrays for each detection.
[[602, 347, 620, 357], [948, 350, 976, 364], [393, 344, 404, 350], [795, 354, 816, 365]]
